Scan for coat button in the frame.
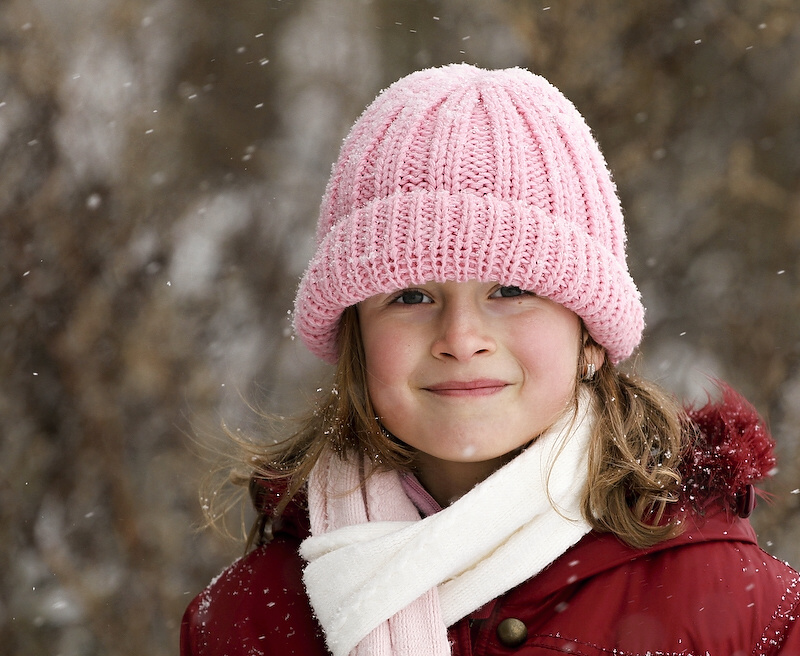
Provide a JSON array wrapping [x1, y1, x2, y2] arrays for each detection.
[[497, 618, 528, 647]]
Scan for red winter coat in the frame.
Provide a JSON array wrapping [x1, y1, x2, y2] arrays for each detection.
[[181, 390, 800, 655]]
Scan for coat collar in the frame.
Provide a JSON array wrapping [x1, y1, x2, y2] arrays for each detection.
[[519, 504, 758, 604]]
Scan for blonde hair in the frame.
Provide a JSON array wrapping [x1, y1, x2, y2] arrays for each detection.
[[213, 307, 689, 550], [579, 344, 688, 547]]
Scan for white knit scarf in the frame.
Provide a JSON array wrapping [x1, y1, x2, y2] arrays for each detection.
[[300, 394, 594, 656]]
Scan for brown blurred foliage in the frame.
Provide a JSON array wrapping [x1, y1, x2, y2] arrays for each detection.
[[1, 0, 799, 654]]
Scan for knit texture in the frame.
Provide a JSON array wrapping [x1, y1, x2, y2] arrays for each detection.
[[300, 394, 594, 656], [293, 64, 644, 364]]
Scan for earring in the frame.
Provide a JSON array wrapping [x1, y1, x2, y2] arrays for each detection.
[[583, 362, 596, 381]]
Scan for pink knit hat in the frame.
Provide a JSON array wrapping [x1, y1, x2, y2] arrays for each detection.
[[293, 64, 644, 365]]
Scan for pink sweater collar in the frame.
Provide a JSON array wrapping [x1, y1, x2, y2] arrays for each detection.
[[400, 472, 442, 517]]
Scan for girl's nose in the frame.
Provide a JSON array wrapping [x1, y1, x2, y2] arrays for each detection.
[[431, 301, 497, 361]]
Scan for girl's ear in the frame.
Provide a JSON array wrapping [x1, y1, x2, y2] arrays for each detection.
[[585, 342, 606, 372], [581, 330, 606, 376]]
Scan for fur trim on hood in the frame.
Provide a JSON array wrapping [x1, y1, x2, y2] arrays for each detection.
[[682, 383, 775, 517]]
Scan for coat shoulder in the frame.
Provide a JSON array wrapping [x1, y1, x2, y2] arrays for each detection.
[[180, 535, 328, 656], [481, 528, 800, 655]]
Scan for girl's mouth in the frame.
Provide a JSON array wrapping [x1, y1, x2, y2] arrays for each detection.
[[423, 379, 509, 397]]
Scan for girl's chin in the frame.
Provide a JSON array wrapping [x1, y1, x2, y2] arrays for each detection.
[[415, 446, 522, 466]]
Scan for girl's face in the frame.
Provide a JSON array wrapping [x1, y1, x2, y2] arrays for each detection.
[[358, 280, 601, 475]]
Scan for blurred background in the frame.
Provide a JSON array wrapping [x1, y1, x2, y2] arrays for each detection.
[[2, 0, 799, 653]]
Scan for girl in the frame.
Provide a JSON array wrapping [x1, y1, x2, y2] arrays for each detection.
[[181, 65, 799, 655]]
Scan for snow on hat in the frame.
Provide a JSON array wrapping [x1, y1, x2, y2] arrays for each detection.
[[292, 64, 644, 365]]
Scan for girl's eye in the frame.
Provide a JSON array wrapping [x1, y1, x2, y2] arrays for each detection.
[[392, 289, 432, 305], [491, 285, 528, 298]]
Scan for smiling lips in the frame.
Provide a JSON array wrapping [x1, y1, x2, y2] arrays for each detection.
[[423, 379, 510, 397]]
